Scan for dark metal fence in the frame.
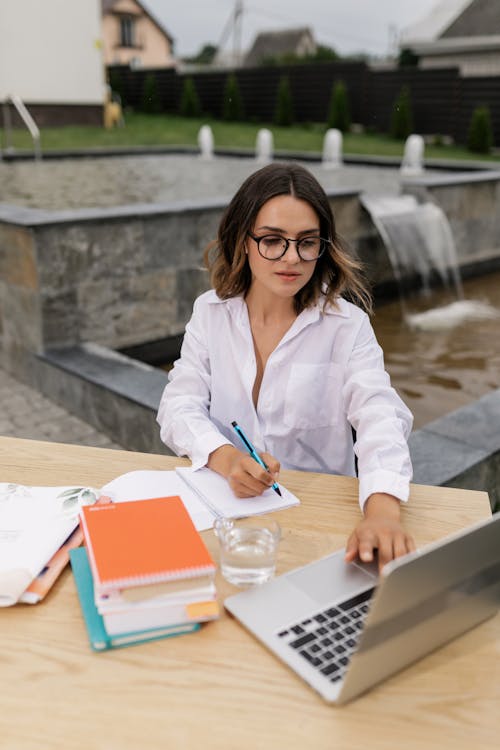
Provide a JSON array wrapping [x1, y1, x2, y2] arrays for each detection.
[[107, 62, 500, 145]]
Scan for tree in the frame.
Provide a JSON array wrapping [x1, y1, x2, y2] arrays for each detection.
[[183, 43, 217, 65], [327, 80, 351, 132], [222, 74, 244, 121], [390, 85, 413, 140], [179, 77, 201, 117], [274, 75, 294, 126], [140, 73, 161, 114], [467, 106, 493, 153], [314, 45, 339, 62], [398, 48, 419, 67]]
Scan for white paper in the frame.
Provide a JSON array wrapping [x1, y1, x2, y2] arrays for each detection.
[[101, 467, 300, 532], [0, 482, 99, 606], [96, 583, 217, 614], [100, 470, 214, 530], [175, 466, 300, 518]]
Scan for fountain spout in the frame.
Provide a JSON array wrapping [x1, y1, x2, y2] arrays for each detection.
[[401, 134, 424, 176], [322, 128, 343, 169], [198, 125, 214, 160], [255, 128, 273, 163]]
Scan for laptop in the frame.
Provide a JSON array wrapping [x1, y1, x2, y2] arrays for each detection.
[[224, 512, 500, 705]]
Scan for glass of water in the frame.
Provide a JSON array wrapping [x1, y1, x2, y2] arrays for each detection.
[[213, 517, 281, 586]]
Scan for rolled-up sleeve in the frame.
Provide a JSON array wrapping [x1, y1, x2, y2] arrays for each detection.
[[156, 298, 232, 469], [343, 314, 413, 510]]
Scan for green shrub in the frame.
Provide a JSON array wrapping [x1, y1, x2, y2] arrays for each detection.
[[467, 106, 493, 153], [274, 76, 294, 126], [390, 85, 413, 140], [179, 77, 201, 117], [222, 74, 244, 121], [140, 73, 161, 114], [327, 80, 351, 132]]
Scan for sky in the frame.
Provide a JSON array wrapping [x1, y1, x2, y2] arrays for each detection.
[[144, 0, 440, 59]]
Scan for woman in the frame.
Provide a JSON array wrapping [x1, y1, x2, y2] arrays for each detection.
[[158, 162, 415, 569]]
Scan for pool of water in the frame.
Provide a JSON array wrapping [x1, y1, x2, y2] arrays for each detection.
[[0, 154, 414, 210], [372, 271, 500, 429]]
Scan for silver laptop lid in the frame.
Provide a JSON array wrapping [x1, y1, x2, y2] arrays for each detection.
[[337, 512, 500, 704]]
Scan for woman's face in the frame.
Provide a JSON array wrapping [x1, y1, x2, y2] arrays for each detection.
[[246, 194, 320, 302]]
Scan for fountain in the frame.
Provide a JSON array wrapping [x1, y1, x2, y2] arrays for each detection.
[[197, 125, 214, 160], [401, 134, 424, 176], [1, 149, 500, 472], [255, 128, 273, 164], [322, 128, 343, 169], [361, 193, 499, 330]]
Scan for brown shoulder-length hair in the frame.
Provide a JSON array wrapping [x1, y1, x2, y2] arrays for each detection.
[[204, 162, 372, 315]]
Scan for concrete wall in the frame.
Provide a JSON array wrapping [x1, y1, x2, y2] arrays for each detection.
[[0, 0, 104, 104], [0, 189, 380, 381], [1, 170, 500, 388], [1, 173, 500, 505], [419, 49, 500, 77]]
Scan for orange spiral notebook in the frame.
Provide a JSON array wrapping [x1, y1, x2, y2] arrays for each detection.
[[79, 496, 216, 596]]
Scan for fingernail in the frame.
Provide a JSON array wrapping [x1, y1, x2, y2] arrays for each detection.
[[361, 551, 371, 561]]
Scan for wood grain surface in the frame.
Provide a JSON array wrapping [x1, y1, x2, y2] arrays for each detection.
[[0, 436, 498, 750]]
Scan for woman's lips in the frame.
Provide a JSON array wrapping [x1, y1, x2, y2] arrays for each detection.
[[276, 271, 300, 280]]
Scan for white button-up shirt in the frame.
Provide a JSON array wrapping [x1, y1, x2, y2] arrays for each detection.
[[157, 290, 413, 509]]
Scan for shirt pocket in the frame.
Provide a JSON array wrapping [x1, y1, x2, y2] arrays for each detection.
[[283, 362, 344, 430]]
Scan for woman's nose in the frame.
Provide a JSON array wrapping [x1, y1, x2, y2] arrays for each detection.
[[282, 241, 301, 263]]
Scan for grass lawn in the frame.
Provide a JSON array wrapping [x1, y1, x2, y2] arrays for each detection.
[[5, 112, 500, 163]]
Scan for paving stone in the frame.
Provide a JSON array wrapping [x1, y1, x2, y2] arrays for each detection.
[[0, 366, 125, 450]]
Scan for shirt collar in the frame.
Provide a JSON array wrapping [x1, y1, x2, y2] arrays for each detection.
[[208, 291, 351, 319]]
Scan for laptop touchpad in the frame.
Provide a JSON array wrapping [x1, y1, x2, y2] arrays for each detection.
[[286, 552, 377, 606]]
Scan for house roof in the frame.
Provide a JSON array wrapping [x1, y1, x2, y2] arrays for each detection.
[[441, 0, 500, 37], [244, 27, 315, 67], [400, 0, 472, 45], [409, 34, 500, 57], [101, 0, 174, 44]]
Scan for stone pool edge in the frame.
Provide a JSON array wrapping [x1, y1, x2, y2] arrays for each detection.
[[35, 343, 500, 512]]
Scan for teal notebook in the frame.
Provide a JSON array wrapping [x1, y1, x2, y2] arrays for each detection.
[[70, 547, 200, 651]]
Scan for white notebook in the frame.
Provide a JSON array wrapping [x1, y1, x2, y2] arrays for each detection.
[[101, 467, 300, 532]]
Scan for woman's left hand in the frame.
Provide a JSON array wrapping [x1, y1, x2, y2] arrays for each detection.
[[344, 492, 416, 572]]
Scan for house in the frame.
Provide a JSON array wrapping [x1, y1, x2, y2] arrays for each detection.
[[400, 0, 500, 76], [243, 27, 317, 68], [0, 0, 105, 128], [101, 0, 175, 68]]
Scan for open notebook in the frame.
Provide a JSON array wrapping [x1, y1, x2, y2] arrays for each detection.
[[101, 467, 300, 531]]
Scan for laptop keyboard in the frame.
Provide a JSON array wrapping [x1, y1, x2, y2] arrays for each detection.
[[276, 587, 375, 683]]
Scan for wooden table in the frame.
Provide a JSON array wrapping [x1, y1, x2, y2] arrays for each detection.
[[0, 436, 499, 750]]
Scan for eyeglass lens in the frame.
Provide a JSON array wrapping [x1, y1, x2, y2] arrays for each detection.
[[257, 235, 322, 261]]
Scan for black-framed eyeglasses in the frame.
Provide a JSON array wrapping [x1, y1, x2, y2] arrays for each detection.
[[247, 233, 329, 262]]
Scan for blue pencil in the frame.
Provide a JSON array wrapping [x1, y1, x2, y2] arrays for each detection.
[[231, 421, 282, 497]]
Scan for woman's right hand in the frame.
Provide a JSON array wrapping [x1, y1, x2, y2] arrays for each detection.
[[208, 445, 280, 498]]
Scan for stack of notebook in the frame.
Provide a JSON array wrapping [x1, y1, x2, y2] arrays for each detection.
[[70, 495, 219, 651]]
